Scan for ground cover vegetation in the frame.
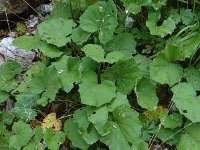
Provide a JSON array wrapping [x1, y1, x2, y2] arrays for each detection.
[[1, 0, 200, 149]]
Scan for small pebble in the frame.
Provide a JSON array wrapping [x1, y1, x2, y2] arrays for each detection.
[[125, 16, 134, 28], [26, 16, 39, 28]]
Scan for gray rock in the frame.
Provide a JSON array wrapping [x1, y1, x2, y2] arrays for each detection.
[[36, 4, 52, 14], [0, 37, 36, 67], [26, 16, 39, 28], [125, 16, 134, 28]]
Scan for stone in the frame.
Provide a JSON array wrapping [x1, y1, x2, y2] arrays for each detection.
[[25, 16, 39, 28], [0, 37, 36, 67], [125, 16, 134, 28], [36, 4, 52, 14]]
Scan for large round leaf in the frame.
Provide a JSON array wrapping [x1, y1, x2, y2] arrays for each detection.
[[9, 121, 34, 150], [103, 58, 141, 94], [100, 105, 144, 150], [80, 0, 118, 44], [177, 123, 200, 150], [105, 33, 136, 56], [38, 18, 76, 47], [52, 55, 81, 92], [185, 67, 200, 91], [150, 54, 183, 86], [172, 83, 200, 122], [82, 44, 125, 63], [146, 11, 176, 37], [71, 27, 91, 45], [79, 72, 116, 107], [13, 34, 63, 58], [136, 78, 158, 110]]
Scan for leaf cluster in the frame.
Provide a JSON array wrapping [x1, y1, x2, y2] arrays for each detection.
[[1, 0, 200, 149]]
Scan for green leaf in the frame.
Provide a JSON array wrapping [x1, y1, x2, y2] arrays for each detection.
[[0, 111, 14, 125], [9, 121, 34, 150], [104, 51, 125, 64], [14, 62, 45, 95], [178, 133, 199, 150], [0, 124, 13, 150], [179, 9, 195, 25], [73, 108, 90, 130], [0, 91, 9, 103], [161, 44, 182, 62], [52, 56, 98, 93], [82, 44, 125, 63], [94, 121, 114, 137], [121, 0, 150, 14], [87, 106, 108, 125], [82, 44, 105, 62], [150, 0, 167, 10], [43, 128, 65, 150], [105, 33, 136, 56], [159, 112, 183, 129], [0, 79, 18, 93], [168, 33, 200, 60], [101, 105, 142, 150], [80, 0, 118, 44], [185, 67, 200, 91], [52, 55, 81, 92], [0, 60, 22, 93], [0, 137, 13, 150], [79, 72, 116, 107], [156, 127, 181, 145], [133, 54, 152, 77], [13, 34, 63, 58], [69, 0, 88, 11], [0, 60, 21, 82], [149, 54, 183, 86], [171, 8, 195, 25], [71, 27, 91, 45], [177, 123, 200, 150], [39, 42, 63, 58], [79, 57, 98, 74], [178, 33, 200, 59], [12, 35, 40, 50], [103, 58, 140, 94], [23, 128, 44, 150], [51, 2, 71, 19], [146, 11, 176, 37], [12, 95, 37, 121], [91, 93, 131, 136], [108, 92, 130, 112], [0, 123, 8, 135], [64, 118, 89, 150], [87, 106, 111, 136], [171, 83, 200, 122], [26, 66, 61, 106], [80, 126, 99, 145], [136, 78, 158, 110], [121, 0, 166, 14], [177, 33, 200, 60], [73, 108, 100, 145], [38, 18, 76, 47]]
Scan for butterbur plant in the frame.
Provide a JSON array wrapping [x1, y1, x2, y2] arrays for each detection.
[[0, 0, 200, 149]]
